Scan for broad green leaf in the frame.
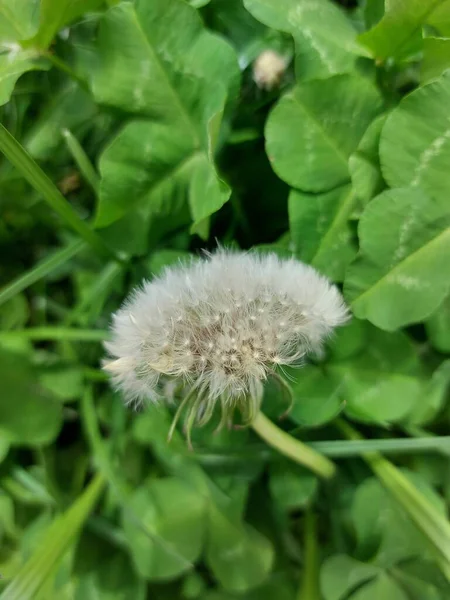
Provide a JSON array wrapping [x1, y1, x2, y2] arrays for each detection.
[[0, 348, 62, 445], [0, 49, 47, 107], [381, 72, 450, 202], [74, 550, 146, 600], [122, 476, 207, 580], [0, 0, 39, 44], [406, 361, 450, 426], [205, 503, 274, 593], [426, 296, 450, 353], [266, 74, 382, 192], [394, 559, 450, 599], [145, 249, 191, 278], [25, 83, 97, 161], [428, 3, 450, 35], [349, 114, 386, 207], [320, 554, 380, 600], [93, 0, 239, 232], [289, 184, 357, 282], [206, 0, 289, 71], [422, 37, 450, 84], [328, 318, 367, 361], [352, 474, 446, 567], [345, 188, 450, 330], [288, 365, 344, 428], [244, 0, 365, 81], [31, 0, 105, 49], [363, 0, 385, 30], [350, 573, 408, 600], [132, 406, 274, 592], [269, 462, 317, 512], [358, 0, 448, 62], [39, 365, 85, 402], [330, 327, 422, 424]]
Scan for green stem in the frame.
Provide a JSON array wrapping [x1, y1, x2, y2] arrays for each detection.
[[0, 328, 108, 342], [298, 510, 321, 600], [309, 436, 450, 457], [251, 412, 336, 479], [43, 51, 88, 91], [0, 123, 116, 260], [62, 128, 100, 195], [337, 419, 450, 581], [0, 239, 86, 306]]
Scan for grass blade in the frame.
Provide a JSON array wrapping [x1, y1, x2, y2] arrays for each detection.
[[0, 328, 108, 342], [62, 128, 100, 195], [0, 123, 115, 260], [337, 419, 450, 581], [0, 473, 105, 600], [0, 239, 86, 307]]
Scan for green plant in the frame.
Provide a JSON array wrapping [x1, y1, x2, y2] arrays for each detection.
[[0, 0, 450, 598]]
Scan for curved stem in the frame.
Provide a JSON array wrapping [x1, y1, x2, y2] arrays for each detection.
[[251, 411, 336, 479]]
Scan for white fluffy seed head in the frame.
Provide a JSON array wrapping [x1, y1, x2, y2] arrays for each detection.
[[253, 50, 287, 90], [104, 250, 349, 412]]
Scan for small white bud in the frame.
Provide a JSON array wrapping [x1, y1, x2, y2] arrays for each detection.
[[253, 50, 287, 91]]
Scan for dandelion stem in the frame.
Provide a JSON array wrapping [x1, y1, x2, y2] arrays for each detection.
[[251, 411, 336, 479]]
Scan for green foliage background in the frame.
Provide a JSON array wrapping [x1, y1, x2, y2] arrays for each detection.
[[1, 0, 450, 598]]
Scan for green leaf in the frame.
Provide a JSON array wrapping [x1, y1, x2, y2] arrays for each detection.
[[350, 573, 408, 600], [358, 0, 447, 62], [0, 348, 62, 445], [0, 49, 47, 107], [0, 294, 29, 329], [288, 365, 344, 428], [345, 188, 450, 330], [24, 83, 97, 161], [74, 550, 146, 600], [320, 554, 380, 600], [205, 503, 274, 593], [381, 72, 450, 203], [266, 74, 382, 192], [122, 476, 207, 580], [405, 361, 450, 426], [0, 0, 40, 44], [289, 184, 357, 282], [269, 462, 317, 512], [31, 0, 105, 49], [348, 114, 386, 207], [206, 0, 289, 71], [39, 365, 85, 402], [244, 0, 365, 81], [132, 406, 274, 592], [93, 0, 239, 232], [422, 37, 450, 84], [426, 296, 450, 353], [330, 327, 422, 425], [352, 474, 446, 567]]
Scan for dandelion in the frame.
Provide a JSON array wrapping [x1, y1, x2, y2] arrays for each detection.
[[253, 49, 287, 90], [104, 250, 348, 477]]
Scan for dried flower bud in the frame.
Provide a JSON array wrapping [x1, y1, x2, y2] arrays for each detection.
[[253, 50, 287, 90], [104, 251, 348, 435]]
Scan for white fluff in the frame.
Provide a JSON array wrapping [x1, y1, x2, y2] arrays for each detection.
[[104, 250, 348, 407]]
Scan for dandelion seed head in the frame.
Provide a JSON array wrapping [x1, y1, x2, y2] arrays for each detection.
[[104, 250, 348, 417]]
